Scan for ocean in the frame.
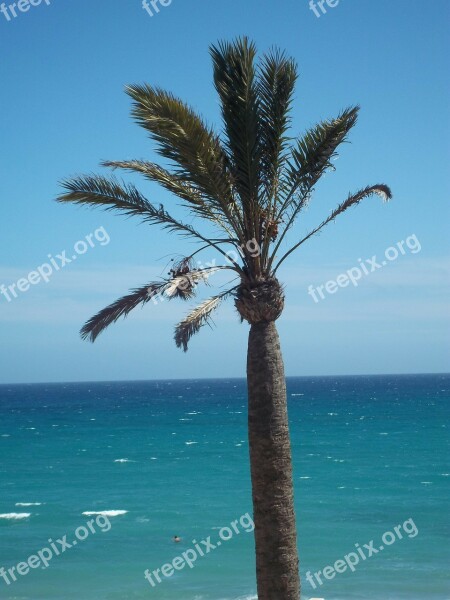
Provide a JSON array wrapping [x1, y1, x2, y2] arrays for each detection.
[[0, 374, 449, 600]]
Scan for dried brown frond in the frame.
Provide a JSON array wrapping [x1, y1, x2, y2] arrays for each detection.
[[174, 288, 236, 351]]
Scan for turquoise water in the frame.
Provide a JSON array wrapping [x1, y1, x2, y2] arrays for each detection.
[[0, 375, 449, 599]]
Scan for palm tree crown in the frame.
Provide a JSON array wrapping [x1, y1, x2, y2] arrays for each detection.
[[57, 37, 391, 350]]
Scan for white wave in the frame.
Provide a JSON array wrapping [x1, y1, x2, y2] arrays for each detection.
[[0, 513, 31, 520], [82, 510, 128, 517], [299, 476, 311, 479], [1, 434, 11, 437], [185, 441, 198, 445], [114, 459, 133, 463], [15, 502, 42, 507]]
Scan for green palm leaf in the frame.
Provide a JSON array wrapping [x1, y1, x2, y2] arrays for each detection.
[[267, 106, 360, 270], [57, 174, 223, 248], [258, 49, 298, 202], [210, 38, 261, 223], [273, 184, 392, 272], [102, 159, 233, 234], [287, 106, 359, 200], [102, 160, 204, 205], [125, 84, 242, 237]]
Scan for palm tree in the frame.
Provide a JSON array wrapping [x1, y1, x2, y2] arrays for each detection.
[[57, 37, 391, 600]]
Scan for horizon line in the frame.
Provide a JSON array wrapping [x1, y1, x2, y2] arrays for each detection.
[[0, 372, 448, 387]]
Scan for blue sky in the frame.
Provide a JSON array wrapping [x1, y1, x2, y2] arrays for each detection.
[[0, 0, 448, 383]]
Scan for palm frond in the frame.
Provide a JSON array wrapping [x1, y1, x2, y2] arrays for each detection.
[[257, 49, 298, 266], [267, 106, 360, 271], [334, 184, 392, 210], [82, 266, 229, 342], [258, 49, 298, 202], [57, 174, 222, 249], [210, 38, 261, 224], [174, 287, 237, 352], [286, 106, 359, 202], [102, 159, 232, 235], [81, 281, 165, 342], [125, 84, 242, 237], [102, 160, 204, 205], [273, 184, 392, 272]]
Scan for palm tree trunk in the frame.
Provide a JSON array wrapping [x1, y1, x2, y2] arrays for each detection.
[[247, 320, 300, 600]]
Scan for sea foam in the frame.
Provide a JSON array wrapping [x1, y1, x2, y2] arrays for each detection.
[[0, 513, 31, 520], [82, 510, 128, 517]]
